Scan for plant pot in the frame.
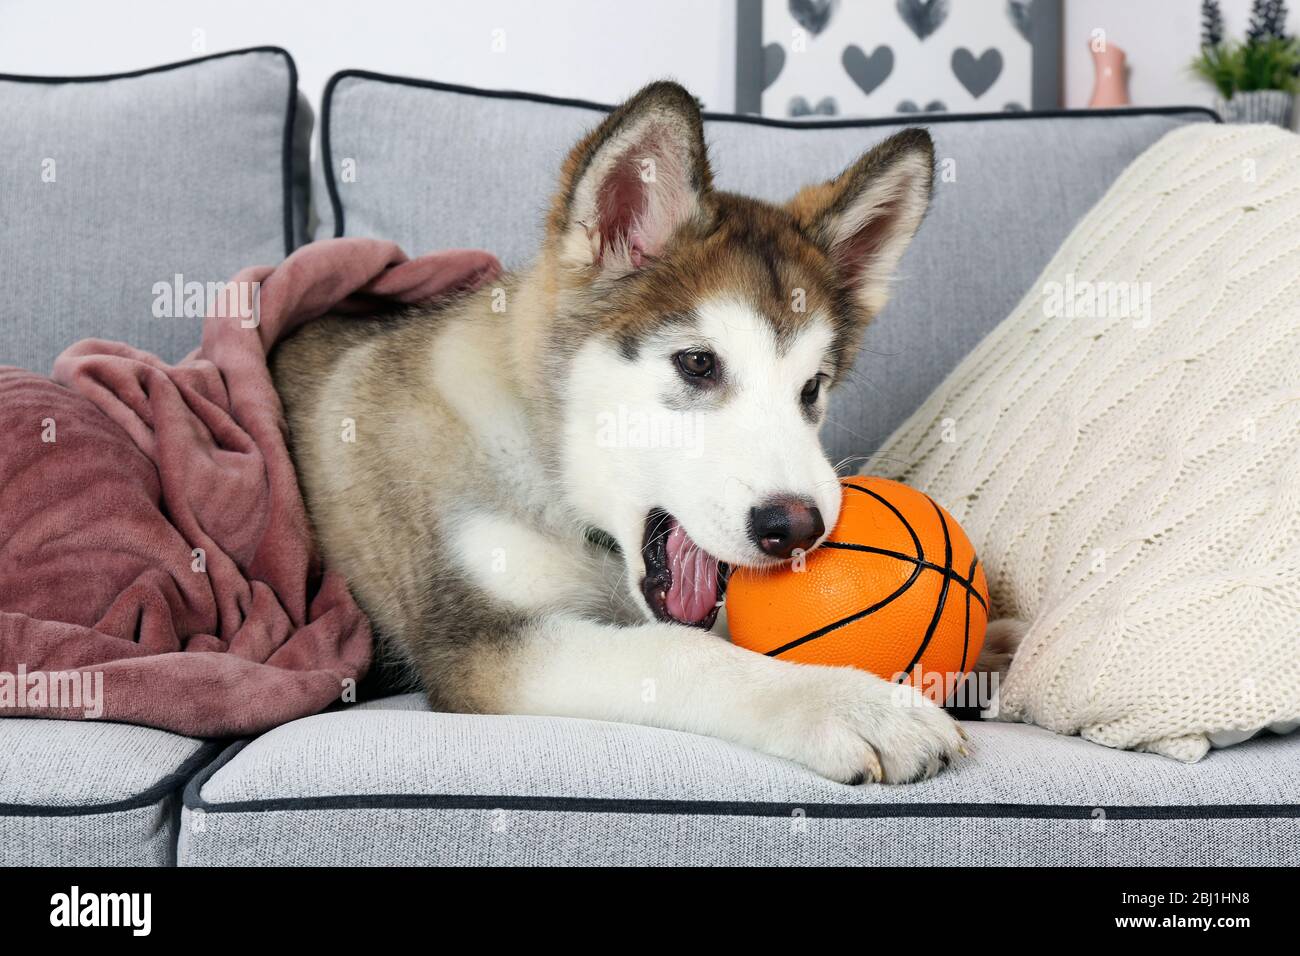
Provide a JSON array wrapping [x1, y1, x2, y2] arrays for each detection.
[[1216, 90, 1295, 126]]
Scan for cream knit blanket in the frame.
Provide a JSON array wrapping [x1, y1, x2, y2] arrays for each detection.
[[876, 124, 1300, 761]]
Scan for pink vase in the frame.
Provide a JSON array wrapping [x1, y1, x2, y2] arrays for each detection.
[[1089, 41, 1130, 108]]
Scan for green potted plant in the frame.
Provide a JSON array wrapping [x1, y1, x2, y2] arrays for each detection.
[[1193, 0, 1300, 125]]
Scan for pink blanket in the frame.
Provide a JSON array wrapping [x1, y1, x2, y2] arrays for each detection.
[[0, 238, 500, 737]]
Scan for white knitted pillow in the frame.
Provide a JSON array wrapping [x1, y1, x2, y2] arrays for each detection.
[[876, 124, 1300, 761]]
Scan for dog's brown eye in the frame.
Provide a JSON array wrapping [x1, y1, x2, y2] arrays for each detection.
[[675, 350, 716, 379], [801, 376, 823, 405]]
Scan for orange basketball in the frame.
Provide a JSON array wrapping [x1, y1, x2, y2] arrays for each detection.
[[726, 476, 988, 702]]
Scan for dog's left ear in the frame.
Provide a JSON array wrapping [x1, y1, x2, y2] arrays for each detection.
[[788, 128, 934, 315], [548, 81, 712, 274]]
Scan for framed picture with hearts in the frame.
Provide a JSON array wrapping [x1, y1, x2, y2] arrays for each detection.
[[736, 0, 1062, 118]]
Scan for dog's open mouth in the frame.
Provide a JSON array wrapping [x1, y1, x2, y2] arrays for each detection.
[[640, 509, 731, 629]]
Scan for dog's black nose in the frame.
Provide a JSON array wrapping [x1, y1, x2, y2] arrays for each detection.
[[748, 497, 825, 559]]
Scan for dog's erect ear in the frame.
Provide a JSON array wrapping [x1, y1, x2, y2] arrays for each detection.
[[787, 128, 934, 315], [548, 81, 712, 273]]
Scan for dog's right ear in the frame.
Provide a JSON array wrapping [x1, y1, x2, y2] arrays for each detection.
[[547, 81, 712, 275]]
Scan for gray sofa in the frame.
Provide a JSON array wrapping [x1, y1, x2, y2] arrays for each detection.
[[3, 48, 1297, 866]]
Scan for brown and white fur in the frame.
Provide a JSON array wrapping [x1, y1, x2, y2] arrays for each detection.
[[272, 82, 971, 784]]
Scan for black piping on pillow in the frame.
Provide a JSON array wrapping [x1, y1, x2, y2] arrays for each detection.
[[317, 67, 1220, 240]]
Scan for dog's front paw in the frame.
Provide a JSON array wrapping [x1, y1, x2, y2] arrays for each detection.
[[757, 665, 967, 784]]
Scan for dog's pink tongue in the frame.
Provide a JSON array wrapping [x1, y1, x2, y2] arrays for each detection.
[[665, 520, 720, 624]]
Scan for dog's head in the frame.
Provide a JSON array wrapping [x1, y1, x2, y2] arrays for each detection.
[[537, 81, 933, 629]]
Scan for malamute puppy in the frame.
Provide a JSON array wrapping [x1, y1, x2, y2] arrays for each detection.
[[272, 82, 967, 784]]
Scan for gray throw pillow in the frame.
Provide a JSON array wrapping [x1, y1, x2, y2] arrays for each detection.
[[0, 46, 312, 372]]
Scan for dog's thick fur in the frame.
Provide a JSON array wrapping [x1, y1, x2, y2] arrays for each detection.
[[271, 82, 969, 783]]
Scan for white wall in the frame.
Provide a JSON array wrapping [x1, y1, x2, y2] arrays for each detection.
[[3, 1, 1297, 119], [1063, 0, 1300, 112], [0, 0, 737, 111]]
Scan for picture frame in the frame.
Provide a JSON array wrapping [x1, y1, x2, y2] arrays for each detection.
[[736, 0, 1063, 117]]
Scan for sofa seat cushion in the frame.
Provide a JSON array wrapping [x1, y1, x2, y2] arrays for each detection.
[[316, 71, 1216, 457], [0, 46, 311, 374], [0, 719, 218, 866], [179, 694, 1300, 866]]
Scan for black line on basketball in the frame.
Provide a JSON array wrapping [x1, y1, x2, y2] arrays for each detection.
[[960, 556, 977, 673], [898, 497, 955, 679], [764, 559, 925, 659], [819, 542, 988, 612], [841, 481, 924, 562]]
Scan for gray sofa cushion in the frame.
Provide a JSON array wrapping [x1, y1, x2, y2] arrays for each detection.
[[178, 695, 1299, 866], [0, 46, 312, 374], [0, 719, 217, 866], [315, 73, 1217, 458]]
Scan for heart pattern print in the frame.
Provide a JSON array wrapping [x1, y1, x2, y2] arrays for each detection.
[[761, 0, 1044, 118], [789, 0, 838, 36], [841, 44, 895, 95], [788, 95, 838, 116], [951, 47, 1004, 97], [896, 0, 949, 40]]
